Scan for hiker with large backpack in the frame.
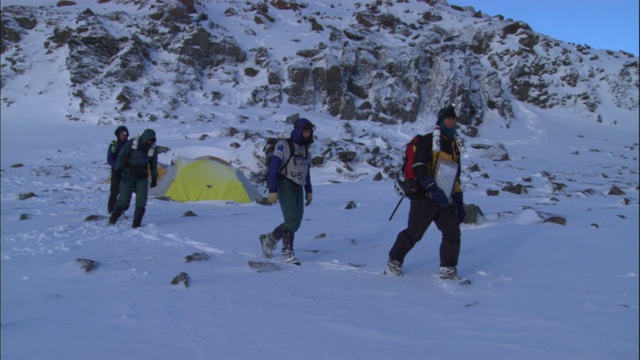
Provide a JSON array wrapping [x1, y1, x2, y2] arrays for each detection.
[[107, 125, 129, 214], [109, 128, 158, 228], [259, 118, 316, 265], [384, 105, 467, 281]]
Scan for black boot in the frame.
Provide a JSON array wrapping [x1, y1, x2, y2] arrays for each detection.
[[109, 205, 124, 225], [281, 231, 300, 265], [108, 196, 116, 214], [272, 224, 284, 241], [132, 207, 146, 228]]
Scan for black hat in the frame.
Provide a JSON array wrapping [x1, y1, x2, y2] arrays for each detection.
[[437, 105, 457, 124]]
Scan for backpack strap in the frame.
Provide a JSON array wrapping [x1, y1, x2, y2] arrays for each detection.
[[278, 138, 310, 176], [279, 138, 296, 174], [131, 135, 139, 150], [147, 144, 156, 157]]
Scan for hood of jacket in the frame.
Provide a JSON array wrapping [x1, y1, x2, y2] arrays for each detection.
[[290, 118, 315, 146], [436, 106, 457, 138], [114, 125, 129, 137], [139, 129, 156, 146]]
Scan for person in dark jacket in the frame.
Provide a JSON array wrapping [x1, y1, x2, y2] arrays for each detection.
[[259, 118, 315, 265], [109, 129, 158, 228], [384, 105, 467, 280], [107, 125, 129, 214]]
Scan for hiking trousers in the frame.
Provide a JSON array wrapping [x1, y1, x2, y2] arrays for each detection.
[[277, 178, 305, 234], [116, 170, 149, 210], [108, 169, 122, 213], [388, 195, 461, 267]]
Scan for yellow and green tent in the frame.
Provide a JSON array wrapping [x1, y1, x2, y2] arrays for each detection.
[[150, 156, 261, 203]]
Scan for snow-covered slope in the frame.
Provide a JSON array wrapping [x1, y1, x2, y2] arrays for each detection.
[[1, 115, 638, 358]]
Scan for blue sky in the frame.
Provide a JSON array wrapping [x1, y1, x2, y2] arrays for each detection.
[[457, 0, 639, 56]]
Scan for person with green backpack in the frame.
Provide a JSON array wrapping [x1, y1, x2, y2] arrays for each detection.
[[109, 128, 158, 228], [259, 118, 316, 265]]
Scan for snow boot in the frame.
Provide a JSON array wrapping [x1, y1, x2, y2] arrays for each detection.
[[108, 205, 124, 225], [259, 232, 278, 258], [439, 266, 458, 280], [281, 231, 300, 265], [384, 259, 403, 277], [132, 206, 146, 228]]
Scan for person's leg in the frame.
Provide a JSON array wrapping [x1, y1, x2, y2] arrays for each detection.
[[132, 178, 149, 228], [108, 170, 121, 213], [434, 205, 461, 268], [278, 180, 304, 264], [110, 173, 134, 225], [388, 197, 436, 263]]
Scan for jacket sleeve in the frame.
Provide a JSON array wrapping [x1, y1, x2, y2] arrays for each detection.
[[114, 141, 130, 171], [107, 142, 116, 168], [149, 149, 159, 181], [304, 162, 312, 194], [453, 153, 463, 194]]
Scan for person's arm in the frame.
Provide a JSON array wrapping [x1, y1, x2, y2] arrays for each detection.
[[304, 161, 312, 194], [107, 142, 117, 168], [114, 141, 130, 171], [149, 148, 159, 181]]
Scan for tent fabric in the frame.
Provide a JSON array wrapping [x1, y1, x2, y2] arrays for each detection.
[[149, 156, 261, 203], [156, 163, 168, 181]]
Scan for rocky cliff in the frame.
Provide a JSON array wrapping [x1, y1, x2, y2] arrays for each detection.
[[2, 0, 638, 181]]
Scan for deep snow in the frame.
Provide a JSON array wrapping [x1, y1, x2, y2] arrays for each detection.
[[2, 92, 638, 360]]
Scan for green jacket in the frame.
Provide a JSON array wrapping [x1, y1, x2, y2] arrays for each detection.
[[115, 129, 158, 180]]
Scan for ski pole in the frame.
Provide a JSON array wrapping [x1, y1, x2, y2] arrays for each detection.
[[388, 196, 405, 221]]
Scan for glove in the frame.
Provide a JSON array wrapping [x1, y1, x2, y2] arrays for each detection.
[[452, 192, 465, 223], [430, 187, 449, 206], [267, 192, 278, 204], [419, 175, 437, 192], [305, 192, 313, 206], [150, 179, 157, 188], [403, 178, 419, 198]]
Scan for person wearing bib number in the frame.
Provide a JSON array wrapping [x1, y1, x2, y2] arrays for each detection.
[[259, 118, 315, 265]]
